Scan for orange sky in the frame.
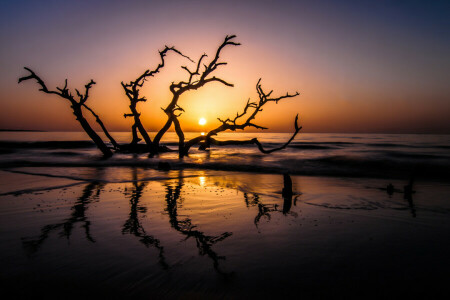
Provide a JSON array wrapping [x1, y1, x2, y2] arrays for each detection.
[[1, 1, 449, 134]]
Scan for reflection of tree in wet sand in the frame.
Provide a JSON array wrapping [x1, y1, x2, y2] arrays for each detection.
[[22, 180, 104, 256], [164, 175, 233, 276], [244, 192, 298, 231], [122, 168, 168, 269], [403, 190, 417, 218]]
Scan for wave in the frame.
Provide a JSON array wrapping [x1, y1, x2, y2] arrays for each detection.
[[382, 151, 448, 160], [50, 151, 85, 156], [289, 145, 336, 150], [370, 143, 408, 148], [2, 153, 449, 180], [356, 150, 449, 160], [292, 141, 356, 145], [1, 136, 449, 181], [369, 143, 450, 149], [2, 140, 449, 152], [0, 148, 16, 154]]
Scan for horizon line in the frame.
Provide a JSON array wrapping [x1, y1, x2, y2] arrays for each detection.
[[1, 129, 449, 135]]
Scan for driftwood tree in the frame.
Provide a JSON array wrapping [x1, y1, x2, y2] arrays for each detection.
[[153, 35, 240, 156], [183, 78, 300, 156], [121, 46, 193, 153], [19, 35, 301, 158], [18, 68, 116, 156]]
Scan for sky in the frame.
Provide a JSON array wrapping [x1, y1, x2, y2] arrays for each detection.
[[0, 0, 449, 133]]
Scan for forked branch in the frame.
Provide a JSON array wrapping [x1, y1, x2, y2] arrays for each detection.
[[121, 46, 193, 151], [18, 67, 113, 157], [184, 80, 300, 155], [154, 35, 241, 153], [19, 35, 302, 160]]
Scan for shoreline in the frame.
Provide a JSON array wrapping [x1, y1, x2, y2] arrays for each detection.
[[0, 129, 46, 132], [1, 166, 449, 201], [1, 162, 449, 182], [1, 133, 450, 182], [1, 167, 449, 298]]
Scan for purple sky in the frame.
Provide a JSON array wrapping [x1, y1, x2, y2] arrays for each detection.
[[1, 0, 449, 133]]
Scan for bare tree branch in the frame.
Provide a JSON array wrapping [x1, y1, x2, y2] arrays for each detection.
[[18, 67, 113, 157], [19, 35, 301, 160], [82, 103, 119, 149], [19, 67, 71, 101], [184, 80, 300, 155], [121, 46, 192, 152], [154, 35, 241, 155]]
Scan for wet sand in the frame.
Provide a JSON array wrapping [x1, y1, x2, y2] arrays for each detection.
[[1, 167, 450, 299]]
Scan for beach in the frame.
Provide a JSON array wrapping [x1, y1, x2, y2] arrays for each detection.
[[2, 0, 450, 297], [1, 151, 450, 298]]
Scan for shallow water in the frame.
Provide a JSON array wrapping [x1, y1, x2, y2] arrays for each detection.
[[1, 167, 449, 298], [1, 132, 450, 179]]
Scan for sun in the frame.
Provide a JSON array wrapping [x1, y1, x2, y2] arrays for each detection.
[[198, 118, 207, 126]]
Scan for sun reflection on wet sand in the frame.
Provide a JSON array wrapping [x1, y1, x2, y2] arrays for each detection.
[[0, 168, 449, 298], [199, 176, 206, 186]]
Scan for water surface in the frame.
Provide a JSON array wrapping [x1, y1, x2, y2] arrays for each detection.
[[1, 132, 449, 179], [1, 132, 450, 298], [1, 167, 449, 298]]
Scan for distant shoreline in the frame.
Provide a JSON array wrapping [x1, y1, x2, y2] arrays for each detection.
[[0, 129, 46, 132], [0, 130, 448, 134]]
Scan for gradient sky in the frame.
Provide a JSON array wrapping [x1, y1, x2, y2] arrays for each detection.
[[1, 0, 449, 133]]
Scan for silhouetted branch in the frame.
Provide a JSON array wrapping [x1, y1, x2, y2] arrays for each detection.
[[164, 177, 233, 276], [75, 79, 95, 105], [121, 46, 193, 152], [21, 181, 104, 256], [19, 68, 73, 102], [19, 35, 301, 159], [184, 80, 301, 154], [82, 103, 119, 149], [122, 169, 168, 269], [153, 35, 241, 155], [243, 193, 280, 230], [245, 187, 297, 232], [18, 67, 113, 157]]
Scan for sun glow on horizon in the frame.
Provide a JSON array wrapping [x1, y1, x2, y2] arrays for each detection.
[[199, 118, 207, 126]]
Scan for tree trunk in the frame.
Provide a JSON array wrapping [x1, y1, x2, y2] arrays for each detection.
[[73, 106, 113, 157], [82, 104, 119, 149], [153, 116, 173, 148], [129, 105, 156, 153], [153, 94, 180, 149], [131, 123, 141, 145], [173, 117, 185, 157]]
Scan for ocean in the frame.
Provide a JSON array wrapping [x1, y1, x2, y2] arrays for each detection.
[[1, 131, 449, 298], [1, 131, 449, 180]]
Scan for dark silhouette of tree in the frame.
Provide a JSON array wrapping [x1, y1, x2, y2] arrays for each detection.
[[22, 180, 104, 256], [282, 174, 294, 214], [184, 79, 300, 155], [19, 35, 301, 158], [121, 47, 192, 154], [244, 192, 280, 230], [163, 174, 233, 276], [122, 168, 168, 269], [18, 69, 115, 157], [153, 35, 240, 157], [244, 175, 299, 232]]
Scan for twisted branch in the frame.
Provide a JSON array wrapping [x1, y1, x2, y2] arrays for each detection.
[[121, 46, 193, 151], [18, 67, 113, 157], [154, 35, 241, 155], [184, 79, 300, 154]]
